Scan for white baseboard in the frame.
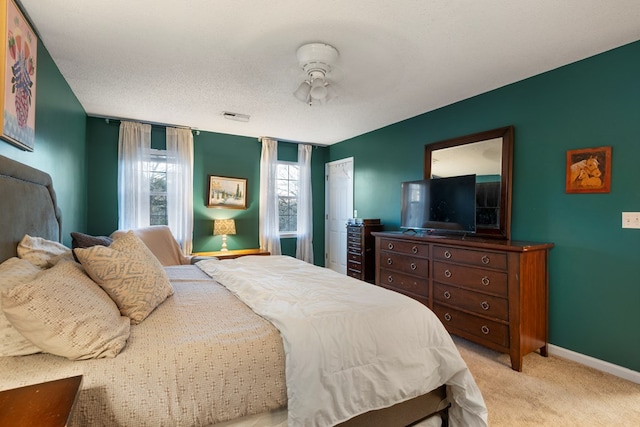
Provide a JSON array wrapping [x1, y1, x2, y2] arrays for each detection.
[[548, 344, 640, 384]]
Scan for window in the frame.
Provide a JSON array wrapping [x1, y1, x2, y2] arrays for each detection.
[[277, 162, 299, 235], [147, 149, 167, 225]]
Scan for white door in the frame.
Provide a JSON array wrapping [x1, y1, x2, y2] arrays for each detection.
[[325, 158, 354, 274]]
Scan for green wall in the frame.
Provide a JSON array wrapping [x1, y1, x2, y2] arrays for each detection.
[[85, 119, 328, 264], [0, 40, 86, 247], [329, 40, 640, 371], [4, 25, 636, 373]]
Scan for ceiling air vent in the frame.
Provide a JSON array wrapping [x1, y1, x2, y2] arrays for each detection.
[[222, 111, 250, 122]]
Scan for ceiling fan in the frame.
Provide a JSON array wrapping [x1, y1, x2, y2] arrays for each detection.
[[293, 43, 339, 106]]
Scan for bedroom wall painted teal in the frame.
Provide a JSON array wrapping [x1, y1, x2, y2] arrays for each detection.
[[329, 40, 640, 371], [4, 24, 635, 372], [85, 119, 328, 264], [0, 40, 87, 247]]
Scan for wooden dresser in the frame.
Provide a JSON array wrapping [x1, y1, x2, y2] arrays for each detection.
[[346, 219, 383, 283], [373, 231, 553, 371]]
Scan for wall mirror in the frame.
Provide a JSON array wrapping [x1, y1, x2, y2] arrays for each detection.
[[424, 126, 514, 239]]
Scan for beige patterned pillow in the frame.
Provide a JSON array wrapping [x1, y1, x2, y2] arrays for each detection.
[[2, 260, 130, 360], [75, 231, 173, 324], [0, 257, 42, 356]]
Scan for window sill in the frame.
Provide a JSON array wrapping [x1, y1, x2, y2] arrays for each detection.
[[280, 232, 297, 239]]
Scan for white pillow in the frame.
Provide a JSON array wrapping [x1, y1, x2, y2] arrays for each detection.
[[75, 231, 174, 324], [2, 260, 131, 360], [17, 234, 73, 268], [0, 257, 42, 356]]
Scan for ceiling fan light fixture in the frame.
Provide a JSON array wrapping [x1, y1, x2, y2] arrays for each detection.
[[293, 81, 311, 102], [309, 78, 328, 100], [294, 42, 339, 106]]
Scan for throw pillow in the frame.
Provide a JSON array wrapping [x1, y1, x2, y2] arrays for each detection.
[[0, 257, 42, 356], [2, 260, 130, 360], [74, 231, 173, 324], [70, 231, 113, 262], [17, 234, 72, 268]]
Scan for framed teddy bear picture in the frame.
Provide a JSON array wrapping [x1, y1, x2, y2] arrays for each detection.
[[565, 146, 612, 194]]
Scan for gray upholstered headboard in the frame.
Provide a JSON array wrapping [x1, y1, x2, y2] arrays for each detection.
[[0, 154, 62, 263]]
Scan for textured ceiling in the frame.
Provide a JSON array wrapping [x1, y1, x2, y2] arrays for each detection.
[[18, 0, 640, 145]]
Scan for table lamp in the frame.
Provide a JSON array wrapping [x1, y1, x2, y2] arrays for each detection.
[[213, 219, 236, 251]]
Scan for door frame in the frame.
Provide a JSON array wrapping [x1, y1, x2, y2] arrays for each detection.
[[324, 157, 354, 273]]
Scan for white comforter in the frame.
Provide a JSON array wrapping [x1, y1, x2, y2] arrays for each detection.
[[197, 256, 487, 427]]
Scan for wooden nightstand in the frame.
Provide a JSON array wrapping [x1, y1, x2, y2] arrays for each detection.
[[192, 248, 270, 260], [0, 375, 82, 427]]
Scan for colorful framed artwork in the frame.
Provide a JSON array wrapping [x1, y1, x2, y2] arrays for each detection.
[[566, 146, 612, 194], [207, 175, 247, 209], [1, 0, 37, 151]]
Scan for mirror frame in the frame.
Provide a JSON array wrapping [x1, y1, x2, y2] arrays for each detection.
[[424, 126, 514, 240]]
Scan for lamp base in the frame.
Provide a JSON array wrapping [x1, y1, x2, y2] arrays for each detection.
[[221, 235, 229, 251]]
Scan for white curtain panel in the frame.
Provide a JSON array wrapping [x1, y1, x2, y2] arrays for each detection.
[[259, 138, 282, 255], [166, 127, 194, 255], [118, 121, 151, 230], [296, 144, 313, 263]]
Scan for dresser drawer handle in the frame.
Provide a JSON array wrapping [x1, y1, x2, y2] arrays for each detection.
[[411, 246, 418, 254], [481, 255, 490, 265], [480, 301, 490, 310], [444, 250, 452, 259], [443, 291, 451, 299], [481, 325, 490, 335], [444, 269, 452, 278], [388, 243, 394, 250], [444, 313, 452, 322], [410, 262, 417, 270], [481, 276, 490, 286], [387, 258, 393, 265], [387, 275, 393, 284]]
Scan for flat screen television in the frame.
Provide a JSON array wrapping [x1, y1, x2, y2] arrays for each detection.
[[400, 174, 476, 235]]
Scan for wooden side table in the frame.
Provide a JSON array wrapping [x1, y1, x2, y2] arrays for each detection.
[[192, 248, 270, 260], [0, 375, 82, 427]]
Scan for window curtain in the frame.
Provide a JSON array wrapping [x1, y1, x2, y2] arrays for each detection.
[[166, 127, 194, 255], [296, 144, 313, 263], [118, 121, 152, 230], [259, 137, 282, 255]]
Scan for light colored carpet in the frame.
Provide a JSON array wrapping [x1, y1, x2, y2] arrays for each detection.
[[453, 337, 640, 426]]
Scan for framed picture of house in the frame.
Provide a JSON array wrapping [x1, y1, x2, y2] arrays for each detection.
[[1, 0, 37, 151], [566, 146, 611, 194], [207, 175, 247, 209]]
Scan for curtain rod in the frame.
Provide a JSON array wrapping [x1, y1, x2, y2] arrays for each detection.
[[91, 115, 199, 134], [258, 136, 326, 148]]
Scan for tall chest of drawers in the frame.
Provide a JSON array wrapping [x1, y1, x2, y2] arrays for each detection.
[[346, 220, 383, 283], [373, 231, 553, 371]]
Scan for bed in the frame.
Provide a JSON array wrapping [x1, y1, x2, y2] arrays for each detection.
[[0, 154, 487, 426]]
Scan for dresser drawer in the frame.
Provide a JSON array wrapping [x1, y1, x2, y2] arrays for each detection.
[[379, 239, 429, 258], [347, 259, 362, 272], [347, 235, 362, 245], [433, 246, 507, 270], [347, 269, 362, 279], [348, 249, 362, 257], [433, 261, 507, 296], [379, 268, 429, 298], [433, 283, 508, 321], [348, 251, 362, 262], [433, 304, 509, 348], [380, 253, 429, 277]]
